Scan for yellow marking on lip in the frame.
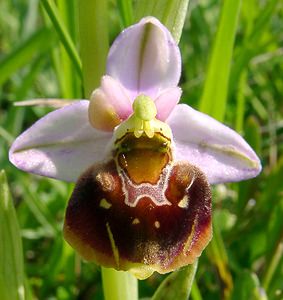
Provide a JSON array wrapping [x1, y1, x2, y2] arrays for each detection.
[[99, 198, 112, 209], [154, 221, 160, 229], [132, 218, 140, 225], [96, 173, 115, 192], [183, 220, 197, 254], [178, 195, 189, 208], [106, 222, 120, 268]]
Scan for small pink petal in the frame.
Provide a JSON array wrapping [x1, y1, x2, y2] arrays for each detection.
[[89, 76, 133, 131], [167, 104, 262, 184], [100, 75, 133, 119], [89, 89, 121, 131], [107, 17, 181, 100], [9, 101, 112, 182], [155, 87, 182, 121]]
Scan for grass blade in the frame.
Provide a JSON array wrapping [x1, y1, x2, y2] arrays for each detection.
[[152, 261, 198, 300], [0, 170, 25, 300], [78, 0, 109, 97], [15, 56, 44, 100], [57, 0, 81, 98], [134, 0, 190, 43], [262, 216, 283, 292], [117, 0, 134, 27], [206, 221, 233, 300], [199, 0, 241, 121], [232, 271, 266, 300], [235, 71, 247, 132], [41, 0, 82, 80], [0, 28, 54, 86], [229, 0, 278, 97], [191, 281, 203, 300]]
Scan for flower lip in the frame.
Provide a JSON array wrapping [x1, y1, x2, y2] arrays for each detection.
[[64, 157, 212, 279]]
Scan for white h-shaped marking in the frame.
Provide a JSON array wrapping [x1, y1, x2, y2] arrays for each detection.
[[117, 162, 173, 207]]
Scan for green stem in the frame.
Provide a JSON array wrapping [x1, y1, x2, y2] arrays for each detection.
[[78, 0, 109, 98], [101, 268, 138, 300]]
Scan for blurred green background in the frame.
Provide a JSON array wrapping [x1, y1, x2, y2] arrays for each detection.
[[0, 0, 283, 299]]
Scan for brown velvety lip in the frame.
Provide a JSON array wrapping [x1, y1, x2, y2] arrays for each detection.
[[64, 153, 212, 278]]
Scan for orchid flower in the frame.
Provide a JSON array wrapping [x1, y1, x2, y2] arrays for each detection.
[[9, 17, 261, 279]]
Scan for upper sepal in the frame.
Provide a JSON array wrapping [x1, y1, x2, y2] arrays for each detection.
[[107, 17, 181, 101]]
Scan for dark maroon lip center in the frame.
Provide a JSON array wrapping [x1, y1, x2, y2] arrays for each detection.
[[64, 156, 212, 274]]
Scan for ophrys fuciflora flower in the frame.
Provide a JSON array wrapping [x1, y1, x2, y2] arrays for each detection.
[[9, 17, 261, 279]]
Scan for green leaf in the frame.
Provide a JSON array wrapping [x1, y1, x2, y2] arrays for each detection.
[[151, 261, 198, 300], [41, 0, 82, 81], [0, 28, 54, 86], [229, 0, 278, 97], [117, 0, 134, 28], [0, 170, 25, 300], [206, 221, 233, 299], [235, 71, 247, 132], [259, 157, 283, 211], [57, 0, 81, 98], [262, 198, 283, 293], [15, 56, 44, 100], [199, 0, 241, 121], [260, 158, 283, 292], [191, 281, 203, 300], [78, 0, 109, 97], [134, 0, 190, 43], [244, 116, 262, 156], [0, 126, 14, 144], [21, 176, 57, 238], [232, 271, 267, 300]]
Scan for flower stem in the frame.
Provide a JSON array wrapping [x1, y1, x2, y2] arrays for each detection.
[[101, 267, 138, 300]]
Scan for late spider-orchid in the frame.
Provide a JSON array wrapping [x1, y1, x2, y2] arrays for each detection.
[[9, 17, 261, 279]]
